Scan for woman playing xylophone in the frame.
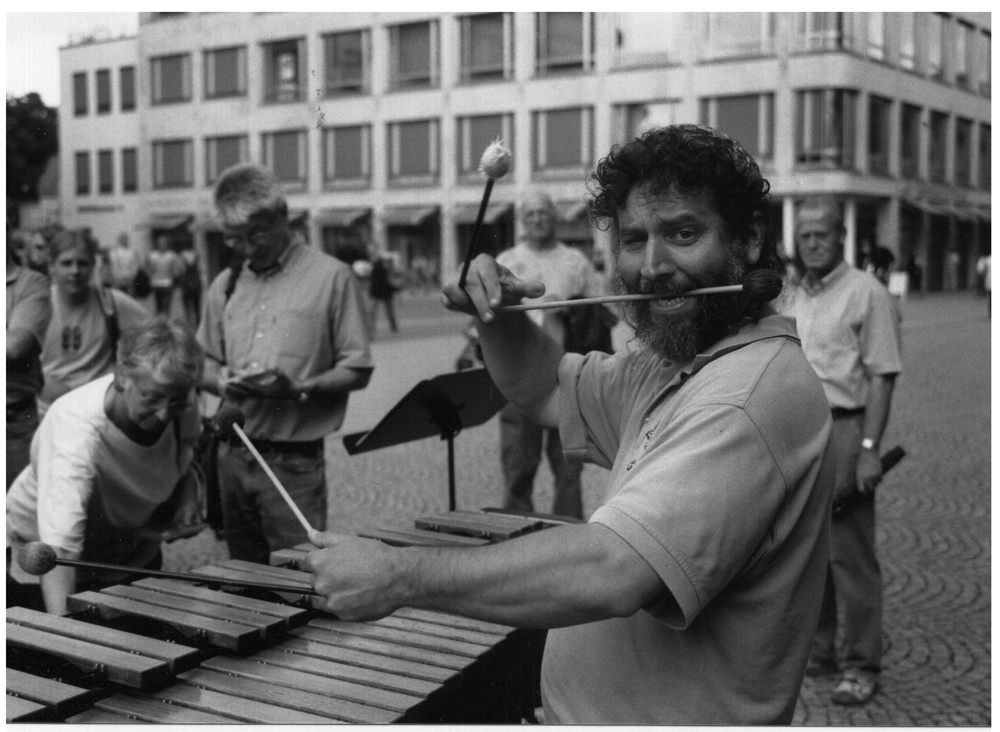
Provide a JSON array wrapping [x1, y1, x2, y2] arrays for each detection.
[[7, 316, 205, 616]]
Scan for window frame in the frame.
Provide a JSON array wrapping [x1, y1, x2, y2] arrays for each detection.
[[531, 106, 594, 178], [322, 124, 372, 188], [122, 147, 138, 193], [263, 37, 306, 104], [954, 117, 973, 187], [387, 118, 441, 186], [96, 69, 112, 114], [613, 13, 683, 69], [389, 20, 440, 90], [204, 134, 249, 186], [794, 88, 859, 170], [97, 149, 114, 194], [979, 123, 990, 190], [703, 12, 775, 60], [926, 13, 945, 80], [898, 13, 916, 70], [119, 66, 136, 112], [204, 45, 248, 100], [535, 12, 594, 76], [459, 13, 513, 84], [323, 29, 371, 96], [150, 53, 192, 105], [456, 113, 514, 181], [899, 103, 922, 180], [261, 128, 309, 186], [928, 110, 949, 183], [75, 151, 91, 195], [699, 93, 775, 162], [867, 94, 892, 176], [152, 138, 195, 189], [73, 72, 88, 116]]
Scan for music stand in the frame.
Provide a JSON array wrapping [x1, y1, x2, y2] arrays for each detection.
[[343, 368, 506, 511]]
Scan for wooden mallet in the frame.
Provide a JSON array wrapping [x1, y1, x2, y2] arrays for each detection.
[[215, 407, 321, 545], [458, 138, 513, 290], [16, 541, 319, 596], [500, 269, 784, 312]]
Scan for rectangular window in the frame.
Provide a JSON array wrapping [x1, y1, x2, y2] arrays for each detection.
[[795, 88, 858, 169], [120, 66, 136, 111], [151, 54, 191, 104], [73, 72, 88, 116], [122, 147, 137, 193], [801, 12, 851, 51], [323, 30, 370, 95], [262, 129, 308, 184], [928, 111, 948, 183], [868, 95, 892, 175], [705, 13, 773, 59], [700, 94, 774, 162], [615, 13, 683, 68], [205, 135, 249, 184], [867, 13, 885, 60], [927, 13, 944, 79], [96, 69, 111, 114], [390, 21, 439, 90], [955, 22, 973, 89], [900, 103, 921, 179], [204, 46, 247, 99], [898, 13, 916, 70], [980, 124, 991, 190], [536, 12, 593, 75], [388, 119, 440, 183], [615, 101, 680, 142], [98, 149, 114, 193], [460, 13, 512, 83], [532, 106, 593, 174], [152, 139, 194, 188], [457, 114, 514, 177], [75, 151, 90, 195], [323, 125, 371, 184], [954, 117, 973, 186], [981, 32, 991, 95], [264, 38, 305, 103]]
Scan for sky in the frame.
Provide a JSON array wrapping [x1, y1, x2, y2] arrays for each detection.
[[6, 12, 140, 105]]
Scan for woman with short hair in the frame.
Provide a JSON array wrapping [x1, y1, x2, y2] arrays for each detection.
[[39, 230, 147, 412], [7, 316, 205, 615]]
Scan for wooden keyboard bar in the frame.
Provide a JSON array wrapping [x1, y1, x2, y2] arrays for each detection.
[[6, 622, 171, 688], [7, 668, 91, 717], [131, 577, 310, 626], [7, 606, 199, 672], [93, 690, 248, 724], [273, 635, 456, 684], [66, 590, 262, 652], [7, 693, 47, 722], [290, 625, 471, 671], [415, 512, 544, 540], [308, 616, 492, 659], [359, 527, 493, 547]]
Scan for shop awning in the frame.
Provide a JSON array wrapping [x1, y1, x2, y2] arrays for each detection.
[[945, 204, 979, 222], [976, 207, 991, 223], [555, 199, 589, 223], [315, 207, 371, 227], [453, 203, 513, 226], [903, 198, 951, 218], [383, 206, 439, 227], [142, 214, 194, 231]]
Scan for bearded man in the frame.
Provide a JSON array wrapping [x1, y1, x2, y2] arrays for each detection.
[[303, 125, 835, 725]]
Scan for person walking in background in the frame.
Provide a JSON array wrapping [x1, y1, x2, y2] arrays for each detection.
[[178, 246, 203, 327], [198, 163, 373, 563], [784, 196, 902, 706], [493, 191, 602, 519], [147, 235, 182, 316], [39, 230, 147, 413], [368, 254, 400, 335], [24, 230, 52, 277], [7, 220, 52, 489], [108, 233, 144, 299], [976, 254, 991, 318]]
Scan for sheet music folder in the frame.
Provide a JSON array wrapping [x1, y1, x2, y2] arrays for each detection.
[[343, 367, 506, 455]]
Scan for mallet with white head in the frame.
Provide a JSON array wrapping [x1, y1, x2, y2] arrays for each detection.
[[458, 138, 512, 289]]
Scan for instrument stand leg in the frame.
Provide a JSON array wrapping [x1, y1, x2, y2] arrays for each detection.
[[447, 434, 457, 512]]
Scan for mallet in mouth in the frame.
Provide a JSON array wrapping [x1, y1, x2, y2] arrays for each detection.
[[458, 138, 512, 290], [16, 541, 318, 596], [500, 269, 784, 312], [215, 407, 321, 545]]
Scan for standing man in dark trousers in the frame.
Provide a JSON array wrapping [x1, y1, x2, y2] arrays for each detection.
[[786, 195, 902, 705], [198, 164, 373, 563], [7, 221, 52, 489]]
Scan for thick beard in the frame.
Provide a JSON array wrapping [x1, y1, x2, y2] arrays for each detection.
[[615, 256, 749, 362]]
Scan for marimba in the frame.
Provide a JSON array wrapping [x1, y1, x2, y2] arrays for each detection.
[[7, 509, 566, 724]]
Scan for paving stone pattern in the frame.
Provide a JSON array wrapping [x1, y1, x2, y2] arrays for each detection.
[[165, 291, 991, 725]]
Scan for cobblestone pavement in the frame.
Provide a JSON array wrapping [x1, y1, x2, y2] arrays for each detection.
[[165, 290, 991, 726]]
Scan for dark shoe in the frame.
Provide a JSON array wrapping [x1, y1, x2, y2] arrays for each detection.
[[831, 670, 878, 705], [804, 658, 838, 677]]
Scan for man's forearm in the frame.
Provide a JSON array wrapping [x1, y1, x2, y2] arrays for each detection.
[[861, 374, 896, 447], [7, 328, 39, 364], [479, 312, 564, 426], [300, 365, 371, 401]]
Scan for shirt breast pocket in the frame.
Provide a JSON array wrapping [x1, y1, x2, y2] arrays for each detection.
[[277, 308, 326, 370]]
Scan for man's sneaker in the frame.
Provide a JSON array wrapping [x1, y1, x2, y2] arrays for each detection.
[[804, 658, 838, 677], [831, 671, 878, 705]]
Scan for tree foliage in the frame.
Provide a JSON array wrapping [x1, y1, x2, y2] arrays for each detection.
[[7, 92, 58, 203]]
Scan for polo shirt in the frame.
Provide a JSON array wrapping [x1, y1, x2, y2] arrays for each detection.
[[198, 236, 373, 443], [6, 264, 51, 405], [784, 262, 902, 410], [542, 312, 834, 724]]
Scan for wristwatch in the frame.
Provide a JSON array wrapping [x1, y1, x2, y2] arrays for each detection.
[[297, 390, 310, 404], [860, 437, 877, 451]]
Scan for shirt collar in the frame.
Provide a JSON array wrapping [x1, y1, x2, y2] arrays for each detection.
[[665, 309, 801, 387], [248, 233, 304, 277], [801, 260, 849, 295]]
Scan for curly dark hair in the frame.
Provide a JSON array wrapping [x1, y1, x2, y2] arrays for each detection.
[[588, 124, 780, 275]]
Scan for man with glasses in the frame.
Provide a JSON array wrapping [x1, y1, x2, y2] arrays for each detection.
[[198, 163, 373, 562]]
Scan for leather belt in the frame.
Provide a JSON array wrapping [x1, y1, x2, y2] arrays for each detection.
[[831, 407, 865, 419], [230, 436, 323, 457]]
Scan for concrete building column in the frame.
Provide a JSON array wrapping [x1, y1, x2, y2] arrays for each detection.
[[782, 196, 796, 261], [844, 197, 857, 268], [441, 208, 458, 280], [877, 196, 901, 262]]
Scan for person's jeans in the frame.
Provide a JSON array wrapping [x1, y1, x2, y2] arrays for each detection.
[[499, 404, 583, 519], [6, 400, 38, 490], [217, 441, 327, 563]]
